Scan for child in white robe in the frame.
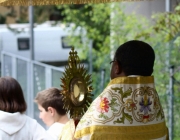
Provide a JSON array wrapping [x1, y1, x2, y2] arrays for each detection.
[[35, 87, 69, 140]]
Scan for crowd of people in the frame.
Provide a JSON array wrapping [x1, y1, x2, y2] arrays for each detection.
[[0, 40, 169, 140]]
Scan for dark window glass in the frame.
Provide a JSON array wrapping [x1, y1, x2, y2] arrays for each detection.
[[61, 36, 72, 48], [17, 38, 29, 50]]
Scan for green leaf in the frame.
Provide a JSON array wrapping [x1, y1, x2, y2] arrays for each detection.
[[122, 87, 132, 99]]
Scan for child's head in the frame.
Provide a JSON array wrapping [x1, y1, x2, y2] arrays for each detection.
[[0, 76, 27, 113], [35, 87, 67, 127]]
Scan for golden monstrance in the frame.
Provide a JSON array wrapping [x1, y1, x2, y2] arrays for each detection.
[[60, 47, 93, 126]]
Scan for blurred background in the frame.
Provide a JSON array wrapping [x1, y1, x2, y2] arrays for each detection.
[[0, 0, 180, 139]]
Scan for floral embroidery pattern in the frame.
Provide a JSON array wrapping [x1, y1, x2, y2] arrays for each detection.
[[83, 85, 164, 125], [96, 97, 109, 113], [109, 98, 120, 112], [111, 87, 132, 103], [114, 108, 133, 124], [112, 87, 133, 124], [132, 86, 164, 123], [112, 86, 164, 124], [125, 98, 136, 112], [156, 97, 165, 120], [139, 94, 152, 114], [139, 94, 152, 123], [96, 97, 110, 119]]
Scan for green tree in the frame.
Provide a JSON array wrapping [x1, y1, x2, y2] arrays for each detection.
[[151, 4, 180, 139]]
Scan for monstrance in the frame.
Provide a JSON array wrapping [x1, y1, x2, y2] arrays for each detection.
[[60, 47, 93, 126]]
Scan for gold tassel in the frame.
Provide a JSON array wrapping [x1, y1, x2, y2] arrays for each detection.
[[0, 0, 154, 6]]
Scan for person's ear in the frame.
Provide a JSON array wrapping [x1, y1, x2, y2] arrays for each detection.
[[48, 107, 55, 116], [114, 61, 122, 74]]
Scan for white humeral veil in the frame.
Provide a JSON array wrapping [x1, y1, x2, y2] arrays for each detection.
[[74, 76, 168, 140]]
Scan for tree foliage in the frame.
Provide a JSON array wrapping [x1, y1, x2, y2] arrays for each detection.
[[151, 4, 180, 139], [0, 6, 63, 24]]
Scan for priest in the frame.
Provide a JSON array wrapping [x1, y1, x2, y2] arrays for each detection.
[[74, 40, 169, 140]]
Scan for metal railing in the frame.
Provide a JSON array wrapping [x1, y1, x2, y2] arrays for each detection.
[[1, 51, 64, 128]]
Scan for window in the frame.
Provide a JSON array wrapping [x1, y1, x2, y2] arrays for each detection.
[[17, 38, 29, 50], [61, 36, 72, 48]]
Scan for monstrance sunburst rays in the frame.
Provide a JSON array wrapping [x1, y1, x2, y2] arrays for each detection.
[[60, 47, 93, 120]]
